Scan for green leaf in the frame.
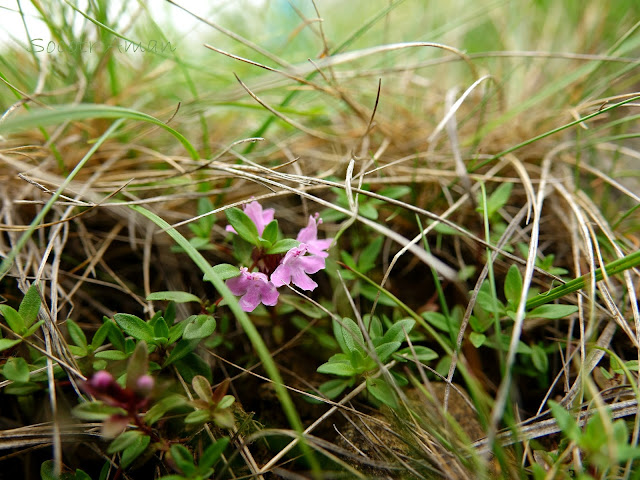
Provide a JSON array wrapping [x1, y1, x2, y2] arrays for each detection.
[[218, 395, 235, 410], [91, 322, 111, 351], [40, 460, 63, 480], [184, 409, 211, 424], [360, 283, 397, 307], [358, 237, 383, 274], [527, 304, 578, 319], [395, 346, 439, 362], [531, 344, 549, 372], [332, 317, 349, 354], [359, 202, 378, 220], [192, 375, 213, 403], [66, 319, 87, 350], [317, 360, 357, 377], [169, 444, 196, 476], [266, 238, 300, 255], [163, 339, 200, 367], [203, 263, 241, 282], [365, 315, 383, 341], [18, 284, 41, 328], [23, 319, 44, 338], [168, 320, 188, 344], [469, 332, 486, 348], [3, 357, 30, 383], [381, 318, 415, 345], [378, 186, 411, 199], [108, 430, 143, 454], [475, 287, 505, 315], [174, 353, 212, 384], [504, 265, 523, 306], [183, 315, 216, 340], [5, 382, 40, 395], [366, 378, 398, 409], [198, 437, 230, 473], [114, 314, 154, 343], [75, 469, 92, 480], [144, 394, 188, 425], [165, 302, 176, 325], [72, 401, 127, 421], [374, 342, 401, 363], [340, 251, 357, 270], [106, 319, 125, 351], [348, 349, 372, 373], [261, 219, 278, 245], [421, 311, 452, 333], [94, 350, 130, 360], [153, 318, 169, 339], [340, 318, 365, 354], [548, 400, 580, 442], [225, 207, 260, 246], [146, 291, 201, 303], [477, 182, 512, 218], [0, 305, 25, 334], [120, 434, 150, 468], [317, 378, 351, 400], [196, 197, 215, 226], [0, 338, 21, 352]]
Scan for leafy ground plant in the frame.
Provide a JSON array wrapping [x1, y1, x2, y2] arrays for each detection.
[[1, 1, 640, 479]]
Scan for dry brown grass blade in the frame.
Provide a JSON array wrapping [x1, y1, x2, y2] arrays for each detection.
[[233, 73, 337, 141]]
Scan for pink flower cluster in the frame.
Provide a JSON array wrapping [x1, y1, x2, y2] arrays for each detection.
[[226, 201, 331, 312]]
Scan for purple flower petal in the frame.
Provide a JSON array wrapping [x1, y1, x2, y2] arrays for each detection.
[[270, 245, 326, 291], [244, 201, 274, 236], [225, 267, 279, 312], [297, 214, 332, 258], [225, 201, 275, 236]]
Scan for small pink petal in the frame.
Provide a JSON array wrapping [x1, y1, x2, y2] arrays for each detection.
[[243, 201, 274, 235], [291, 269, 318, 291], [270, 245, 325, 291], [226, 267, 279, 312], [227, 268, 251, 295], [225, 201, 275, 236], [270, 264, 290, 288], [297, 215, 331, 258], [239, 289, 261, 312]]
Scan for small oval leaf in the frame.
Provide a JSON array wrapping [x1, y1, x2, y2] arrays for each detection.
[[146, 291, 201, 303]]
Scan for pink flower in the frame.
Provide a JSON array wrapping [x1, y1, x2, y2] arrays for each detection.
[[226, 201, 274, 236], [226, 267, 279, 312], [297, 214, 332, 258], [270, 245, 325, 291]]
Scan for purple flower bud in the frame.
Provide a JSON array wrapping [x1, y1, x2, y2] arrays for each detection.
[[89, 370, 115, 391], [135, 374, 155, 395]]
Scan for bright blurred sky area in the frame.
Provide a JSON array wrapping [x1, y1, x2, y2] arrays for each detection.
[[0, 0, 268, 54]]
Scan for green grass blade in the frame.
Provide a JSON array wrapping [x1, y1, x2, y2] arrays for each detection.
[[526, 250, 640, 309], [0, 104, 199, 160]]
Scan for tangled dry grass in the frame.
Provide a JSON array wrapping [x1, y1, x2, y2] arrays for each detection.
[[1, 1, 640, 478]]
